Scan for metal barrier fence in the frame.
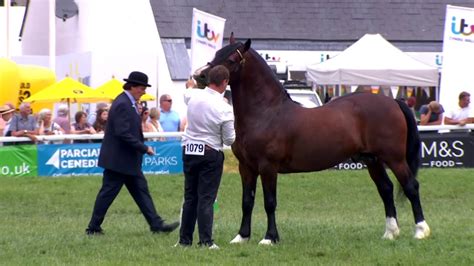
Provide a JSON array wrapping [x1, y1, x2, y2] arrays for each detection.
[[0, 132, 184, 143], [1, 125, 473, 143], [0, 127, 473, 178]]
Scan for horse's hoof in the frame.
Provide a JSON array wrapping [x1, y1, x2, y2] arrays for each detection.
[[382, 217, 400, 240], [382, 231, 399, 240], [230, 234, 249, 244], [414, 221, 430, 239], [258, 239, 273, 245]]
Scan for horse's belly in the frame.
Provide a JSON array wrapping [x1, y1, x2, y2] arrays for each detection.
[[279, 153, 350, 173]]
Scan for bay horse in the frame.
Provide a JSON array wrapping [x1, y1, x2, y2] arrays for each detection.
[[193, 34, 430, 245]]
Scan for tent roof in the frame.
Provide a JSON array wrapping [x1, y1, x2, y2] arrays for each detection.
[[306, 34, 439, 86]]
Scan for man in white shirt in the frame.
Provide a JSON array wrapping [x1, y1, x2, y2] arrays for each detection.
[[177, 65, 235, 249], [444, 91, 472, 126]]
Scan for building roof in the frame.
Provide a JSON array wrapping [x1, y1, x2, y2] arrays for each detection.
[[151, 0, 474, 51]]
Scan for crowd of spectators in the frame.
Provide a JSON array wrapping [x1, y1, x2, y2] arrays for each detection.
[[0, 96, 185, 145], [401, 91, 473, 127], [0, 91, 472, 146]]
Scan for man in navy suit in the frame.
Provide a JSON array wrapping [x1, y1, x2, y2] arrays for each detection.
[[86, 71, 179, 235]]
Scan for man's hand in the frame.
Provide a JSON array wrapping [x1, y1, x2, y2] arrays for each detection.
[[146, 146, 155, 156], [459, 118, 468, 126]]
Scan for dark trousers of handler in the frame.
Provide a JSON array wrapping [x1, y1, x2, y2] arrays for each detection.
[[179, 147, 224, 246], [88, 169, 164, 230]]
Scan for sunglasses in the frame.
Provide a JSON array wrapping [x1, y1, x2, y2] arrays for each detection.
[[163, 99, 172, 102]]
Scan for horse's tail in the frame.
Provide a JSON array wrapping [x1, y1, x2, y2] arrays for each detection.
[[395, 99, 421, 178]]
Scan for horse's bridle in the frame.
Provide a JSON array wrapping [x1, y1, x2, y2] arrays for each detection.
[[194, 45, 246, 88], [208, 46, 246, 69], [235, 49, 246, 65]]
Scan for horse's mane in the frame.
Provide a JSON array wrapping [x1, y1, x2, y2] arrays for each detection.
[[246, 48, 294, 103]]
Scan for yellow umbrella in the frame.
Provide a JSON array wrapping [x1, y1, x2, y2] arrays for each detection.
[[96, 78, 156, 102], [24, 77, 113, 104]]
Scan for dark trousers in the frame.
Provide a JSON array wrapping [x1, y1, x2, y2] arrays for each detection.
[[179, 148, 224, 245], [87, 169, 163, 230]]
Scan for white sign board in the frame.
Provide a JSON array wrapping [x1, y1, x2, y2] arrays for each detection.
[[190, 8, 226, 74], [440, 5, 474, 113]]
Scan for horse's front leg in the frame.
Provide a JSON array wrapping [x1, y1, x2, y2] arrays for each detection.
[[230, 163, 258, 244], [259, 169, 279, 245]]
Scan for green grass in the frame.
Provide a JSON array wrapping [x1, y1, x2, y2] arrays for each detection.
[[0, 165, 473, 265]]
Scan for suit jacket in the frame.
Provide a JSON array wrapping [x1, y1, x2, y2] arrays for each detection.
[[98, 92, 148, 176]]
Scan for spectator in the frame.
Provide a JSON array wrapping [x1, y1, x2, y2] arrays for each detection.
[[140, 106, 155, 132], [149, 107, 164, 132], [0, 104, 15, 136], [444, 91, 472, 126], [159, 94, 183, 132], [407, 96, 417, 119], [419, 101, 444, 126], [93, 108, 108, 134], [37, 108, 63, 134], [71, 111, 96, 143], [88, 102, 109, 125], [9, 102, 38, 144], [37, 108, 64, 144], [54, 104, 71, 134], [136, 102, 143, 114]]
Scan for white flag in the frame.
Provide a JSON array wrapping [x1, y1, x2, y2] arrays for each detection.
[[190, 8, 226, 75], [439, 5, 474, 113]]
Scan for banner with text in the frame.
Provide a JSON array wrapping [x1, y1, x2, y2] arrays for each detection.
[[334, 132, 474, 170], [37, 141, 183, 177], [0, 145, 38, 177], [190, 8, 226, 74], [439, 5, 474, 113]]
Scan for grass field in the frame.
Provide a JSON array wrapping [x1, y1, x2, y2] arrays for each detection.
[[0, 153, 473, 265]]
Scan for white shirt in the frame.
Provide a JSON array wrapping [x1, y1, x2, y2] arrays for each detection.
[[182, 88, 235, 151], [446, 105, 472, 121]]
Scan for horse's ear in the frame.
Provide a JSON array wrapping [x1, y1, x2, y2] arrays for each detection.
[[230, 32, 235, 44], [244, 39, 251, 51]]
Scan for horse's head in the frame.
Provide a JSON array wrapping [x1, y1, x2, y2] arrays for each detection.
[[193, 33, 251, 88]]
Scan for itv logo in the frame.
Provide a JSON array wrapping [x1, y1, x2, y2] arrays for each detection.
[[196, 20, 220, 42], [451, 16, 474, 36]]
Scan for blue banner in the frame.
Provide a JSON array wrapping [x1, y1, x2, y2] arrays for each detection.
[[37, 141, 183, 177], [37, 143, 102, 176], [143, 140, 183, 174]]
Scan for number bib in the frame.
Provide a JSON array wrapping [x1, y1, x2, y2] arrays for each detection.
[[184, 141, 206, 155]]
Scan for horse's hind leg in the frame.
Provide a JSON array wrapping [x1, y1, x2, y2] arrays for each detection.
[[230, 163, 258, 244], [387, 161, 430, 239], [366, 159, 399, 240]]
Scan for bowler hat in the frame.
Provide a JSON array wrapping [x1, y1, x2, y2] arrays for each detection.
[[123, 71, 151, 87]]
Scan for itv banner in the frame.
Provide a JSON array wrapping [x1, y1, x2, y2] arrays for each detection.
[[439, 5, 474, 113], [190, 8, 226, 74], [37, 141, 183, 177]]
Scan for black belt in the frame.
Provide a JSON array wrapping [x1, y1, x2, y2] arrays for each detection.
[[205, 145, 214, 151]]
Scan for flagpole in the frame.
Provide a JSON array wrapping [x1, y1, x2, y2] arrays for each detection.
[[5, 0, 11, 58], [49, 0, 56, 72], [67, 98, 71, 123]]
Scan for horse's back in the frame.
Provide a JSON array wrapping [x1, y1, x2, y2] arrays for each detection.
[[276, 93, 407, 172]]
